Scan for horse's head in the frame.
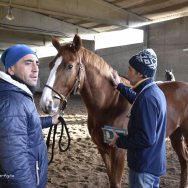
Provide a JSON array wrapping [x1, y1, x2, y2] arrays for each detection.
[[165, 69, 175, 81], [40, 34, 84, 114]]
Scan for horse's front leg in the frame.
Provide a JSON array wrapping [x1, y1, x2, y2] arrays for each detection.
[[97, 147, 112, 185], [109, 147, 126, 188], [88, 116, 126, 188], [98, 146, 126, 188]]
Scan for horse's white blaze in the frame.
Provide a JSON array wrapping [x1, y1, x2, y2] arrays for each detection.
[[170, 73, 175, 81], [40, 57, 62, 113]]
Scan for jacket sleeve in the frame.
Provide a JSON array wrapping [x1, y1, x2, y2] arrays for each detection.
[[40, 116, 53, 129], [0, 116, 36, 188], [117, 83, 136, 104], [116, 96, 158, 150]]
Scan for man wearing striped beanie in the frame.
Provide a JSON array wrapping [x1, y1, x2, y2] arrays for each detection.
[[110, 49, 167, 188]]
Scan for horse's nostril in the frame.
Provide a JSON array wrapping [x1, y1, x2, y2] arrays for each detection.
[[44, 99, 60, 114], [42, 100, 53, 114], [47, 99, 53, 107]]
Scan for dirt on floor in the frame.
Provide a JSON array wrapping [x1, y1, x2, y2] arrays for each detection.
[[34, 93, 181, 188]]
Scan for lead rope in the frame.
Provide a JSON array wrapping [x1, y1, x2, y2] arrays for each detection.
[[46, 116, 71, 165]]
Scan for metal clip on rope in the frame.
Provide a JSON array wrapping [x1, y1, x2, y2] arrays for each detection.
[[46, 116, 71, 165]]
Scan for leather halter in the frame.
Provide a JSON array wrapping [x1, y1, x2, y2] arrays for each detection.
[[45, 57, 83, 111]]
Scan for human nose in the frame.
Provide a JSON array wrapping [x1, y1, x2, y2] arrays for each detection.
[[127, 69, 130, 77], [32, 62, 39, 72]]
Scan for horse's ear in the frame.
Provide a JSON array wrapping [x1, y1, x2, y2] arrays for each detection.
[[72, 34, 82, 51], [52, 37, 61, 50]]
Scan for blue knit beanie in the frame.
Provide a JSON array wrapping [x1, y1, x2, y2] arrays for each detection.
[[129, 48, 157, 78], [1, 44, 37, 70]]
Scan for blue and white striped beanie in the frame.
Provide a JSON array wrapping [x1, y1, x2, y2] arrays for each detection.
[[1, 44, 37, 70], [129, 48, 157, 78]]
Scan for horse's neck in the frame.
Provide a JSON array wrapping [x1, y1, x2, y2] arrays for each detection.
[[79, 49, 129, 117], [80, 59, 112, 110]]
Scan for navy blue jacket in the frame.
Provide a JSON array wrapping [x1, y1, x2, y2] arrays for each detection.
[[116, 78, 167, 176], [0, 72, 52, 188]]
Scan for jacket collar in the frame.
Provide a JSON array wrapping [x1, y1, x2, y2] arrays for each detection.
[[133, 78, 154, 93], [0, 71, 33, 96]]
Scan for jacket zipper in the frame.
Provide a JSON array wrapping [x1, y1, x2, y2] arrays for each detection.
[[36, 161, 40, 186]]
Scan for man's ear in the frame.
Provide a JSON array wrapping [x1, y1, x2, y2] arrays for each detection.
[[7, 67, 15, 76], [137, 72, 143, 77], [138, 72, 147, 79]]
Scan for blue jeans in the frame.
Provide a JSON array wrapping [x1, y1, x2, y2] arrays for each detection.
[[128, 169, 160, 188]]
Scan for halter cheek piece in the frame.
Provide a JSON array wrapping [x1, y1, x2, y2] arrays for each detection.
[[45, 58, 83, 111], [71, 57, 83, 95], [44, 84, 67, 111]]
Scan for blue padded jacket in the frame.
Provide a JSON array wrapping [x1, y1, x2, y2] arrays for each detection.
[[116, 78, 167, 176], [0, 72, 52, 188]]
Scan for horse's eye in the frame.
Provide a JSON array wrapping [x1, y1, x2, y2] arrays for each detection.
[[67, 64, 73, 70]]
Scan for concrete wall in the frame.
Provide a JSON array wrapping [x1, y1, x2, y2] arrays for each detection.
[[147, 17, 188, 81], [96, 17, 188, 82]]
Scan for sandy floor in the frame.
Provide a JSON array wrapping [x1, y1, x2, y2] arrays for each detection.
[[35, 93, 181, 188]]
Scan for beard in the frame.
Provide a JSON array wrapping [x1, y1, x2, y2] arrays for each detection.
[[10, 74, 35, 94]]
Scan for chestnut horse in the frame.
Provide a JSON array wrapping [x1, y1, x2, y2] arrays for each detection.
[[40, 34, 188, 188]]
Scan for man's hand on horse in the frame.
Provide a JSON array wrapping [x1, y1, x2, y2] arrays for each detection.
[[109, 131, 119, 148], [110, 71, 120, 88]]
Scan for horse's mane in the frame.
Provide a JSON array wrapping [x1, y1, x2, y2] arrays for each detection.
[[62, 42, 111, 73], [61, 42, 130, 86], [81, 47, 113, 73], [80, 47, 131, 86]]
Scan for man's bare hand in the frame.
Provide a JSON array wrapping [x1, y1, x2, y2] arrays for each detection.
[[110, 71, 121, 88], [109, 131, 119, 148], [52, 113, 60, 124]]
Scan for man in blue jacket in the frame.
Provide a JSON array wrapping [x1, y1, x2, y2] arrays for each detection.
[[0, 45, 60, 188], [110, 49, 167, 188]]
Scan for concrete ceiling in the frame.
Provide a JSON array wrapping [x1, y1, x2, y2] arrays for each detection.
[[0, 0, 188, 48]]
